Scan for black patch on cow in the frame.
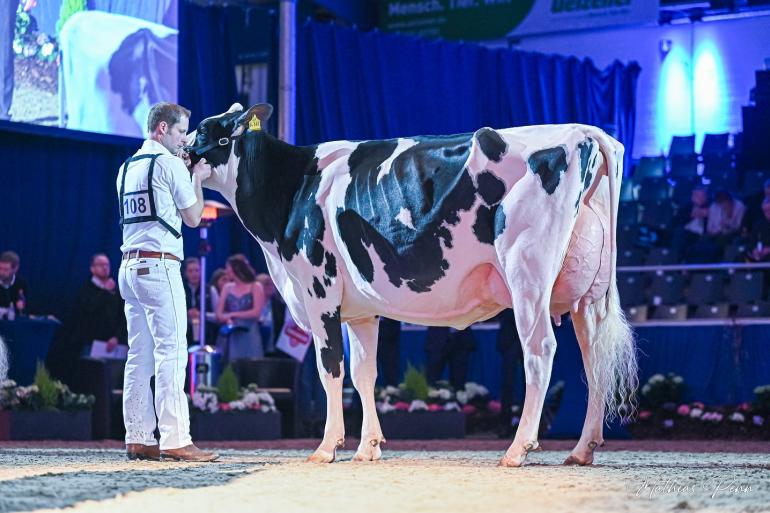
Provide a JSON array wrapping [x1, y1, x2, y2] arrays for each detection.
[[473, 205, 496, 245], [528, 146, 568, 195], [319, 307, 344, 377], [229, 132, 325, 267], [477, 171, 505, 206], [337, 134, 476, 292], [476, 128, 507, 163], [312, 277, 326, 299], [323, 277, 331, 287], [324, 251, 337, 279], [494, 207, 506, 240], [578, 139, 595, 192]]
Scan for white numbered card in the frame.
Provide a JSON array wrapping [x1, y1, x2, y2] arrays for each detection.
[[122, 191, 151, 219]]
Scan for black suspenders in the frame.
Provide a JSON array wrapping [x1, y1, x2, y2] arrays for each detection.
[[119, 153, 182, 239]]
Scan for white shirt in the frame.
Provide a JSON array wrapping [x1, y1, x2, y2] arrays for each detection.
[[117, 140, 197, 259]]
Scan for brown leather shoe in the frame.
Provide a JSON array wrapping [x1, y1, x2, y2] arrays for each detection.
[[126, 443, 161, 461], [160, 444, 219, 462]]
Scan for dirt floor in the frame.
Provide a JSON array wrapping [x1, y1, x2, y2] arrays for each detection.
[[0, 440, 768, 513]]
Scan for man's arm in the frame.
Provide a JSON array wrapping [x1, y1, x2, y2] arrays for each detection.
[[179, 159, 211, 228]]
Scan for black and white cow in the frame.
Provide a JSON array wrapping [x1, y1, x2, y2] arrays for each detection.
[[186, 103, 638, 467]]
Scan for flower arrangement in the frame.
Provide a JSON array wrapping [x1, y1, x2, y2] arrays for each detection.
[[189, 365, 276, 414], [628, 374, 770, 439], [0, 363, 94, 412], [14, 3, 58, 63]]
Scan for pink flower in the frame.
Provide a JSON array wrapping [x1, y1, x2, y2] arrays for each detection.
[[487, 400, 501, 414], [394, 401, 410, 411], [219, 403, 231, 411], [428, 403, 443, 412], [638, 410, 652, 420], [739, 402, 752, 412], [462, 404, 477, 415], [677, 404, 690, 416], [692, 402, 705, 409]]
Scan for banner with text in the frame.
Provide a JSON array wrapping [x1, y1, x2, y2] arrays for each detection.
[[379, 0, 659, 41]]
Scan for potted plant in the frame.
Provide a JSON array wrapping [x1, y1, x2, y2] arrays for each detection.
[[376, 364, 466, 439], [188, 365, 281, 440], [0, 363, 94, 440]]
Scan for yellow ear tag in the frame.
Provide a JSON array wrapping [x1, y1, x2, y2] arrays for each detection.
[[248, 115, 261, 132]]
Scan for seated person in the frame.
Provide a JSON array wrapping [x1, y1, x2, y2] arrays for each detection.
[[0, 250, 29, 316], [47, 254, 127, 388], [742, 178, 770, 233], [746, 198, 770, 263], [707, 190, 745, 242], [671, 187, 710, 262]]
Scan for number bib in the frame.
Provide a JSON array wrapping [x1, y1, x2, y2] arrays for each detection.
[[118, 153, 182, 238]]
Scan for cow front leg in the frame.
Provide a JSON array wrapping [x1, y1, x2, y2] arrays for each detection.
[[306, 306, 346, 463], [347, 317, 385, 462]]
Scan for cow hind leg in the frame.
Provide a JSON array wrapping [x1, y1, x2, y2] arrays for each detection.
[[496, 250, 558, 467], [306, 306, 346, 463], [347, 317, 386, 462]]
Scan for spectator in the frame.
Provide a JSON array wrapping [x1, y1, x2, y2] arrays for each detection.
[[377, 318, 402, 387], [424, 326, 476, 389], [707, 190, 745, 241], [496, 309, 524, 437], [742, 178, 770, 232], [215, 255, 267, 363], [0, 250, 29, 314], [46, 254, 127, 387], [182, 257, 217, 346], [671, 187, 711, 262], [255, 273, 278, 354], [208, 268, 229, 311], [746, 198, 770, 263]]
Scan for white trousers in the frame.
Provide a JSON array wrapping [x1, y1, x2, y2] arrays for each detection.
[[119, 257, 191, 450]]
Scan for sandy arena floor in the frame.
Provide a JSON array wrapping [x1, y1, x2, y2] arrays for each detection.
[[0, 440, 768, 513]]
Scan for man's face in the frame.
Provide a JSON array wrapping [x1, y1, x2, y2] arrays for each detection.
[[185, 262, 201, 286], [159, 116, 190, 155], [692, 189, 707, 207], [0, 262, 13, 282], [90, 256, 111, 280]]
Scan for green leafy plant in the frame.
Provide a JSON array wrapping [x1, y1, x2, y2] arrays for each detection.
[[56, 0, 87, 34], [640, 373, 685, 409], [216, 365, 240, 403], [34, 361, 60, 410], [402, 362, 429, 402], [753, 385, 770, 415]]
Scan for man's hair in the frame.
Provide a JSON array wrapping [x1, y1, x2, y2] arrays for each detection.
[[147, 102, 191, 133], [90, 253, 109, 266], [0, 251, 19, 267], [183, 257, 200, 270]]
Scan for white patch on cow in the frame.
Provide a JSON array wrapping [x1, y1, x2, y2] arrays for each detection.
[[376, 138, 420, 184], [394, 207, 415, 230], [316, 141, 361, 172]]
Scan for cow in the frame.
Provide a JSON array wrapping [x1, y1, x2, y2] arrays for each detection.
[[184, 103, 638, 467], [0, 336, 7, 382]]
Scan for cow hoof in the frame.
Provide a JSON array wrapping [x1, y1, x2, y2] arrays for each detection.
[[498, 441, 540, 467], [563, 440, 603, 466], [306, 438, 344, 463], [352, 438, 384, 462]]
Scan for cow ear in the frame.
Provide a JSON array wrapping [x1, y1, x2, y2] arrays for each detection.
[[233, 103, 273, 136]]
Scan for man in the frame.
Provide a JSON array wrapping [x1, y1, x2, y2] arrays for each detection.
[[47, 254, 127, 387], [424, 326, 476, 389], [0, 251, 28, 313], [118, 102, 216, 462], [182, 257, 216, 346], [496, 309, 524, 437]]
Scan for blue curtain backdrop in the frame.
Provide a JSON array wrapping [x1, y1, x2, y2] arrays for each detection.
[[296, 21, 640, 174]]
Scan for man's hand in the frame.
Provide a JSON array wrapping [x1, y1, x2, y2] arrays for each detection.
[[106, 337, 119, 353], [192, 158, 212, 181], [188, 307, 200, 321]]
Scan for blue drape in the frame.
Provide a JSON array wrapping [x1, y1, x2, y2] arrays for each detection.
[[296, 21, 640, 172]]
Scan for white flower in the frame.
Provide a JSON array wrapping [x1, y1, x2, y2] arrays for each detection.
[[40, 42, 54, 57], [260, 405, 271, 413], [409, 400, 428, 412], [689, 408, 703, 418], [439, 389, 452, 400], [456, 390, 469, 404], [377, 401, 395, 414], [428, 388, 441, 398], [228, 400, 246, 411], [729, 412, 745, 423], [649, 374, 665, 384], [672, 376, 683, 384], [443, 401, 460, 411], [642, 384, 651, 395]]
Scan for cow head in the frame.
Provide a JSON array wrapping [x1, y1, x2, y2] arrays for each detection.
[[185, 102, 274, 167]]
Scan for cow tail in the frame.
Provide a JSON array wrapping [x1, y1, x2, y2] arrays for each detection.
[[584, 129, 638, 423]]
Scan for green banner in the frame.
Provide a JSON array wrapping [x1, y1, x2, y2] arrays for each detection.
[[379, 0, 536, 41]]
